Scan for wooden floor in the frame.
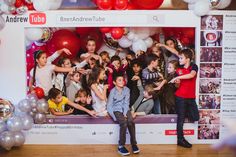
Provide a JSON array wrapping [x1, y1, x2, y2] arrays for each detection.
[[0, 145, 234, 157]]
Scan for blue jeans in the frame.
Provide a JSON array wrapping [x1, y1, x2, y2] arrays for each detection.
[[176, 96, 199, 140], [153, 98, 161, 114]]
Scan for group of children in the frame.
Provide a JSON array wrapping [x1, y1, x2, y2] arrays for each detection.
[[29, 37, 199, 154]]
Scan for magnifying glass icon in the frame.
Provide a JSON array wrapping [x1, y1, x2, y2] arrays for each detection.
[[153, 16, 159, 22]]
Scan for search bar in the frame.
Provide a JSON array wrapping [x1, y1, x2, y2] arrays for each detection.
[[147, 14, 165, 24], [56, 14, 148, 25]]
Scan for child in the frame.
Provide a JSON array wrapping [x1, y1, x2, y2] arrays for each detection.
[[107, 73, 140, 156], [29, 49, 76, 95], [66, 70, 82, 102], [48, 87, 96, 116], [142, 54, 166, 114], [99, 51, 110, 68], [169, 48, 199, 148], [107, 55, 128, 92], [131, 81, 154, 118], [88, 66, 108, 116], [127, 59, 142, 107], [80, 38, 102, 64], [162, 60, 179, 114], [72, 89, 94, 115], [55, 57, 72, 95]]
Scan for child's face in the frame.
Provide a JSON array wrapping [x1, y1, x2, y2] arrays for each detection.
[[101, 54, 110, 63], [151, 59, 158, 68], [86, 40, 96, 53], [99, 70, 106, 81], [78, 93, 87, 104], [62, 59, 72, 68], [167, 63, 175, 74], [166, 40, 175, 49], [152, 47, 161, 56], [179, 54, 189, 66], [53, 93, 63, 104], [113, 76, 125, 88], [132, 64, 141, 74], [113, 60, 121, 69], [36, 53, 47, 66], [72, 73, 80, 83], [143, 91, 151, 98], [88, 59, 96, 69]]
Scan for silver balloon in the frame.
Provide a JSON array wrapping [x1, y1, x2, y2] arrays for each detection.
[[0, 99, 14, 121], [0, 120, 7, 134], [210, 0, 220, 7], [13, 131, 25, 147], [29, 111, 36, 117], [27, 94, 38, 108], [36, 99, 49, 114], [0, 131, 14, 150], [32, 107, 37, 113], [7, 116, 23, 132], [0, 15, 6, 31], [4, 0, 16, 5], [16, 5, 28, 15], [20, 115, 34, 130], [18, 99, 32, 113], [34, 113, 46, 124]]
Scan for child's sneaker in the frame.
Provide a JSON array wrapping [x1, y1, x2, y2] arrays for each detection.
[[118, 146, 130, 156], [132, 145, 140, 154]]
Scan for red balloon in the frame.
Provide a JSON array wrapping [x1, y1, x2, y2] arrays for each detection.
[[15, 0, 24, 8], [47, 29, 80, 59], [34, 87, 45, 99], [76, 27, 93, 36], [131, 0, 164, 9], [126, 2, 137, 10], [96, 0, 113, 10], [99, 27, 111, 33], [111, 27, 124, 40], [25, 3, 35, 10], [114, 0, 128, 10], [181, 36, 191, 46], [183, 28, 195, 39]]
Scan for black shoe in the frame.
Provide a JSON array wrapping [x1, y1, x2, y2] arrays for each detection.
[[183, 139, 192, 147], [118, 146, 130, 156], [132, 145, 140, 154], [177, 139, 192, 148]]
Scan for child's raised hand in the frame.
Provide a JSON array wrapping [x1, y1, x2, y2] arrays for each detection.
[[75, 97, 81, 103], [131, 75, 140, 81], [58, 48, 72, 55], [86, 96, 92, 104]]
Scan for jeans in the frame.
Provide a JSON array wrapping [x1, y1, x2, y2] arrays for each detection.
[[176, 96, 199, 140], [114, 110, 137, 146], [153, 98, 161, 114]]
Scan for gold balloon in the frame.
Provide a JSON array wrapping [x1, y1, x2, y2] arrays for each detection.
[[0, 99, 14, 121], [210, 0, 220, 7]]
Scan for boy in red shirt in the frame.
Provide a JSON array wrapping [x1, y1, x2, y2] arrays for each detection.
[[170, 49, 199, 148]]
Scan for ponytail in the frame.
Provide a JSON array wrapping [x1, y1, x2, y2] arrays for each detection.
[[32, 50, 44, 85]]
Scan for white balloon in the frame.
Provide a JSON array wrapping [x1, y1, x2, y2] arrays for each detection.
[[33, 0, 50, 12], [0, 2, 10, 14], [188, 3, 195, 10], [193, 0, 210, 17], [216, 0, 231, 9], [127, 31, 135, 40], [132, 39, 147, 54], [133, 34, 139, 42], [4, 0, 16, 5], [118, 36, 132, 48], [50, 0, 63, 10], [13, 131, 25, 147], [183, 0, 198, 4], [105, 33, 111, 38], [25, 28, 43, 41], [144, 37, 154, 48], [129, 27, 150, 40]]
